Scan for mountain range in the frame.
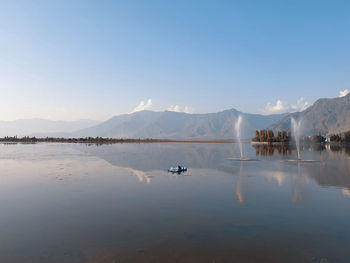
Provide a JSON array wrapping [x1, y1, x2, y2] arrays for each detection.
[[269, 93, 350, 136], [0, 119, 101, 138], [72, 109, 287, 140], [1, 94, 349, 139]]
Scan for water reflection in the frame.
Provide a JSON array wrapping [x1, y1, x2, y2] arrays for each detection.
[[0, 143, 350, 263], [292, 163, 310, 203], [235, 164, 245, 204], [76, 143, 350, 191], [266, 171, 286, 185], [253, 144, 292, 157], [309, 143, 326, 152], [233, 163, 309, 204], [252, 143, 350, 157], [342, 188, 350, 197], [326, 144, 350, 156], [125, 167, 153, 184]]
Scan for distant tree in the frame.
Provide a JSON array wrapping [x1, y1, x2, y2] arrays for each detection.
[[281, 131, 287, 142], [252, 129, 290, 143], [267, 130, 274, 142], [278, 131, 282, 140], [252, 130, 260, 142], [330, 134, 342, 142], [344, 131, 350, 143], [311, 134, 326, 144]]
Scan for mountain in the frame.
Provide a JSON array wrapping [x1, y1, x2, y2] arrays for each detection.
[[268, 94, 350, 136], [3, 94, 350, 139], [73, 109, 288, 139], [0, 119, 101, 137]]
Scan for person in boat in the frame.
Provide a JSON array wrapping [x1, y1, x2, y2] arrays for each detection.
[[178, 165, 182, 171]]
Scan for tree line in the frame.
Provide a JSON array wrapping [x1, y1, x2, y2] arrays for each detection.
[[252, 130, 291, 143], [252, 130, 326, 144], [329, 131, 350, 143], [0, 136, 172, 144]]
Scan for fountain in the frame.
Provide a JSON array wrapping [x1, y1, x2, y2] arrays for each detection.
[[291, 117, 302, 160], [288, 117, 318, 163], [228, 115, 257, 161], [235, 115, 243, 159]]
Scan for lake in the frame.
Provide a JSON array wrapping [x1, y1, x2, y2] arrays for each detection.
[[0, 142, 349, 263]]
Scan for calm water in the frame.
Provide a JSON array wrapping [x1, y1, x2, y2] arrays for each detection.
[[0, 143, 349, 263]]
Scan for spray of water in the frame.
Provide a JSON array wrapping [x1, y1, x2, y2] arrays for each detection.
[[234, 115, 243, 158], [291, 117, 302, 160]]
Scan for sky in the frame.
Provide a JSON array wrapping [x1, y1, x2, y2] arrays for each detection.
[[0, 0, 349, 121]]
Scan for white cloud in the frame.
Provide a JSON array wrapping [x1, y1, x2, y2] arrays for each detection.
[[264, 100, 287, 114], [131, 100, 192, 114], [262, 97, 309, 114], [168, 105, 192, 113], [339, 89, 349, 97], [291, 97, 309, 111], [132, 99, 152, 113], [168, 105, 181, 112]]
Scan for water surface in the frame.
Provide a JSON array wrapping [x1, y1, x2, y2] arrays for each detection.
[[0, 143, 349, 263]]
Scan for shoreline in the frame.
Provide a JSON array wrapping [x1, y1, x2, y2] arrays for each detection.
[[0, 137, 349, 146], [250, 141, 291, 145], [0, 137, 235, 144]]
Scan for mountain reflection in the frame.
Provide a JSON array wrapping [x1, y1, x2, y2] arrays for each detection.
[[1, 144, 350, 263], [76, 143, 350, 194]]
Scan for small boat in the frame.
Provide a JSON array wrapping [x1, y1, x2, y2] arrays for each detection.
[[168, 166, 187, 173]]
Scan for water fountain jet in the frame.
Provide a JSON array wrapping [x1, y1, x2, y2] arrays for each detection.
[[235, 115, 243, 159], [287, 117, 319, 163], [228, 115, 258, 161], [291, 117, 302, 160]]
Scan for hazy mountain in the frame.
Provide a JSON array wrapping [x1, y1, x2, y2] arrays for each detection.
[[268, 94, 350, 136], [5, 92, 350, 139], [73, 109, 288, 139], [0, 119, 101, 137]]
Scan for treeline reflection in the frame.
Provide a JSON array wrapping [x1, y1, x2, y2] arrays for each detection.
[[253, 144, 293, 156], [253, 144, 350, 156], [327, 144, 350, 155]]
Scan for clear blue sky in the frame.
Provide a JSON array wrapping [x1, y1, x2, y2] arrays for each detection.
[[0, 0, 349, 120]]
